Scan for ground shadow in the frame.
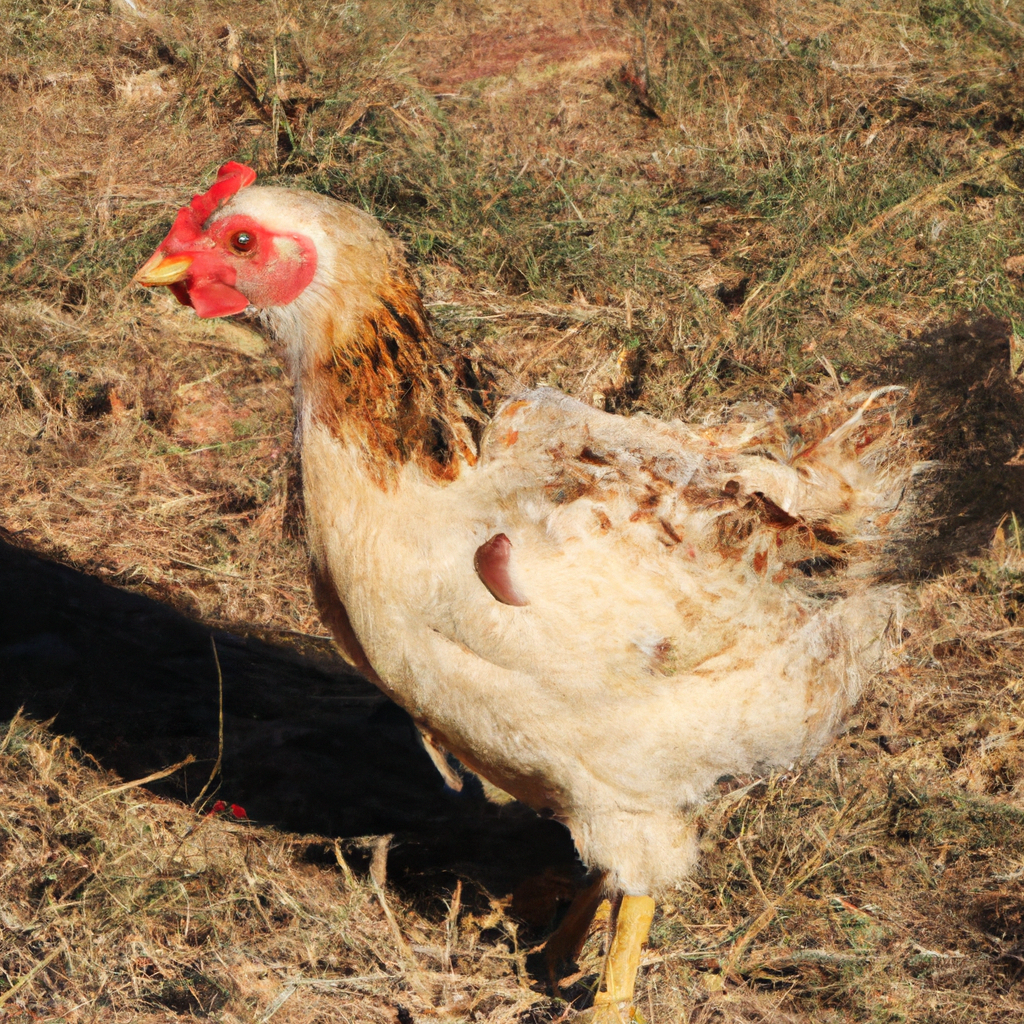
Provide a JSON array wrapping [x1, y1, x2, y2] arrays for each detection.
[[0, 533, 580, 909], [884, 314, 1024, 569]]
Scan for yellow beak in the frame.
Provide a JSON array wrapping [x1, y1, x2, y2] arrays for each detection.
[[134, 251, 194, 286]]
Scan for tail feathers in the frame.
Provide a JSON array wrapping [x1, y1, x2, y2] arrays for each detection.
[[700, 384, 924, 590]]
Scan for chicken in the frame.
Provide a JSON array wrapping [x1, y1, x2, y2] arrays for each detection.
[[136, 162, 918, 1021]]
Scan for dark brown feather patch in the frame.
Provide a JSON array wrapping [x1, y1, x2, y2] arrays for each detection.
[[474, 533, 529, 607], [309, 266, 487, 485]]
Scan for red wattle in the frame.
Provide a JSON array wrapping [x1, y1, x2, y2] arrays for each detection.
[[187, 279, 251, 318]]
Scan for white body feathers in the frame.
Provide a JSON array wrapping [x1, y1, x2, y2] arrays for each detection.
[[301, 383, 906, 893]]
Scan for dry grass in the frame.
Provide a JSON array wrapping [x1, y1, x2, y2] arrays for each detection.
[[0, 714, 544, 1022], [2, 0, 1024, 1020]]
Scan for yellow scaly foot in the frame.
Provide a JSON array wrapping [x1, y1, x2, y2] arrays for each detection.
[[580, 894, 656, 1023]]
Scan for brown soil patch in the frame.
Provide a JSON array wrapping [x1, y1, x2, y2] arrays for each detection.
[[417, 25, 629, 91]]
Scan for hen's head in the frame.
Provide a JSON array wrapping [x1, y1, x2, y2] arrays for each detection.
[[135, 162, 397, 328]]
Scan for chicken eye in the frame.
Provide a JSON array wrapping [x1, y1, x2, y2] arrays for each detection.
[[229, 231, 257, 254]]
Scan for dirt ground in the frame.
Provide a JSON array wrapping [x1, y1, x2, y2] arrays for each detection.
[[2, 0, 1024, 1021]]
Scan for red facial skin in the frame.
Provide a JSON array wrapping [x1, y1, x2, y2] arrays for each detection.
[[162, 212, 318, 318], [147, 161, 318, 318]]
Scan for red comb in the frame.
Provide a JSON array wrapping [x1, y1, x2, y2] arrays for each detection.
[[191, 161, 257, 223], [161, 161, 257, 251]]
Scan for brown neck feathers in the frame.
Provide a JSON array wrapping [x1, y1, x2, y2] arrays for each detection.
[[309, 269, 488, 484]]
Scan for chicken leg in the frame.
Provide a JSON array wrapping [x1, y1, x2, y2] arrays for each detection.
[[585, 894, 656, 1023], [545, 872, 609, 990]]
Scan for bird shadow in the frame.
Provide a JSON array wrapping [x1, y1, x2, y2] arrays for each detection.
[[880, 314, 1024, 570], [0, 532, 581, 916]]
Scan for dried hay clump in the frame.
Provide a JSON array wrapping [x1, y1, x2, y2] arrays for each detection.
[[3, 542, 1024, 1023], [0, 716, 540, 1023]]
